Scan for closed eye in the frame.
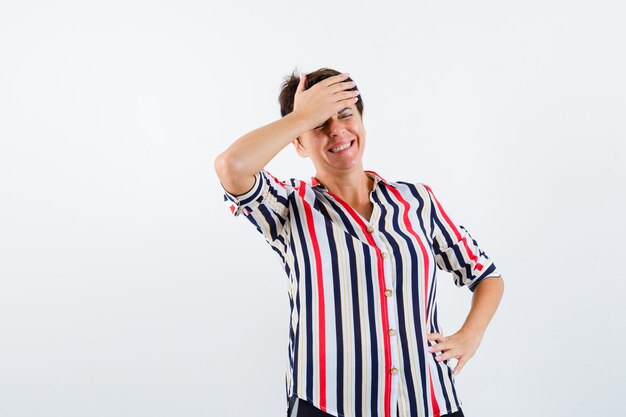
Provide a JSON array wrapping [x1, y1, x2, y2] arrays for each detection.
[[314, 112, 352, 129]]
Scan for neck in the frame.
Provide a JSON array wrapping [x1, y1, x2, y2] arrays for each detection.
[[315, 169, 374, 204]]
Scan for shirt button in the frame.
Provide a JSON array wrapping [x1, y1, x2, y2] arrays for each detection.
[[381, 252, 389, 259], [390, 368, 399, 375], [384, 289, 393, 297], [366, 226, 374, 233], [388, 328, 396, 336]]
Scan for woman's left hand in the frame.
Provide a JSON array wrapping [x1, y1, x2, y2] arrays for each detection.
[[426, 328, 483, 375]]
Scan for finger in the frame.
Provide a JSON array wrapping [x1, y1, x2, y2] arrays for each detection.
[[332, 93, 360, 109], [453, 358, 466, 375], [320, 72, 351, 87], [435, 350, 458, 362], [336, 95, 360, 108], [430, 341, 455, 354], [329, 80, 356, 94], [427, 333, 446, 343], [428, 342, 448, 353], [296, 72, 306, 92], [334, 89, 360, 102]]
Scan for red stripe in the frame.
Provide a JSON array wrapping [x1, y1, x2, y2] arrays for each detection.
[[328, 190, 393, 417], [299, 182, 327, 411], [364, 169, 390, 184], [387, 186, 441, 414], [265, 170, 288, 188], [423, 185, 484, 270]]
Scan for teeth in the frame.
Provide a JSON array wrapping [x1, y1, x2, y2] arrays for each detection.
[[330, 142, 352, 153]]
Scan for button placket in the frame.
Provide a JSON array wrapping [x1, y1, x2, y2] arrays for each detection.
[[368, 216, 402, 392], [378, 240, 401, 385]]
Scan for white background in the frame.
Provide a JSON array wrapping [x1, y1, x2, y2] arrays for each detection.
[[1, 1, 625, 416]]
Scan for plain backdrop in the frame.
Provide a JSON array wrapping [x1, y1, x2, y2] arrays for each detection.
[[1, 1, 625, 416]]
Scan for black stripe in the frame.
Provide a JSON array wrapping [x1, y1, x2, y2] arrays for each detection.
[[431, 303, 456, 411], [237, 172, 265, 205], [469, 263, 497, 292], [362, 245, 379, 417], [257, 204, 281, 241], [346, 235, 363, 417], [290, 225, 302, 396], [322, 195, 360, 240], [266, 176, 290, 207], [291, 202, 314, 400]]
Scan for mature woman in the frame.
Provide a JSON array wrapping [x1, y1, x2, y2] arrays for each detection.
[[214, 68, 504, 417]]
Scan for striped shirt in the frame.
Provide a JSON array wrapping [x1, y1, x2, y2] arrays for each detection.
[[222, 169, 501, 417]]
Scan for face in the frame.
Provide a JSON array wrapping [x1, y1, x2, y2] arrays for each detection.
[[292, 104, 367, 176]]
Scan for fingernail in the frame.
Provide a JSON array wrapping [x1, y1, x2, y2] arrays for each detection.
[[454, 370, 459, 375], [427, 347, 432, 352]]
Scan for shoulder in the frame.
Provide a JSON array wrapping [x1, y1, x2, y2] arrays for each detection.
[[260, 169, 306, 189], [392, 179, 432, 197], [389, 180, 447, 213]]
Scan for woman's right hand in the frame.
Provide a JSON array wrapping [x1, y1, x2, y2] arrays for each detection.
[[292, 72, 360, 130]]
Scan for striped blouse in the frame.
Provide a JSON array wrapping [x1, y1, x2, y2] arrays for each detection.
[[222, 169, 501, 417]]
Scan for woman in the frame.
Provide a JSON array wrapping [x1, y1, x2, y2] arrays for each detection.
[[214, 68, 504, 417]]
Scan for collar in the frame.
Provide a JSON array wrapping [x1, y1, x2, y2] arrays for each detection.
[[310, 170, 396, 192]]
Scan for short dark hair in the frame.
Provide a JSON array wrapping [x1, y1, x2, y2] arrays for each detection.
[[278, 67, 364, 119]]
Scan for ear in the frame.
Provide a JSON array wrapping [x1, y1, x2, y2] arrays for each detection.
[[292, 137, 308, 158]]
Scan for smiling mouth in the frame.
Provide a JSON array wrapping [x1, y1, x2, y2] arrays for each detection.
[[328, 140, 356, 153]]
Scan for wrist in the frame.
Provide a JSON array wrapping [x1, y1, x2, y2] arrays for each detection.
[[460, 324, 485, 339], [286, 110, 315, 133]]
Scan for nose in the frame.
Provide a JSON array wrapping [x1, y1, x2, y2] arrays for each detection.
[[327, 118, 346, 137]]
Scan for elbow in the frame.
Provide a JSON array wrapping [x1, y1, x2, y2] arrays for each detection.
[[214, 152, 229, 180], [214, 151, 242, 183], [214, 151, 258, 196]]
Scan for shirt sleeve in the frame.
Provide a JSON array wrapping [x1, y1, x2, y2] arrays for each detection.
[[222, 169, 291, 251], [423, 184, 502, 292]]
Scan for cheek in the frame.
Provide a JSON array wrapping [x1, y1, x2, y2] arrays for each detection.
[[348, 120, 364, 133]]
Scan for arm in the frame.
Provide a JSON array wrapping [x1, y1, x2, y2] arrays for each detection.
[[214, 111, 311, 196], [214, 72, 358, 196], [460, 275, 504, 337], [427, 275, 504, 374]]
